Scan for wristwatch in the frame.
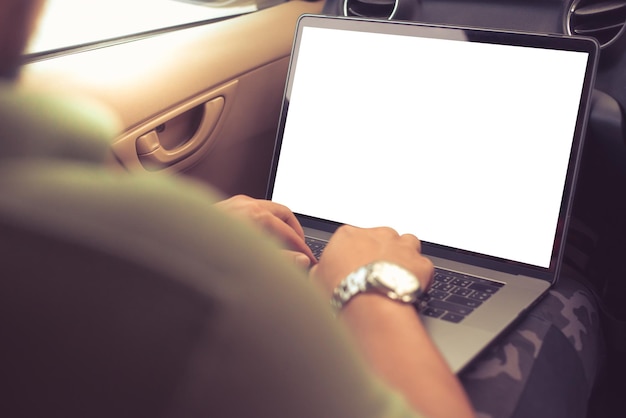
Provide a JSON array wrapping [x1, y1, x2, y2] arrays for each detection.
[[330, 261, 423, 312]]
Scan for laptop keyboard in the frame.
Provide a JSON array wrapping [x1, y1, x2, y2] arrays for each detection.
[[305, 236, 504, 323], [306, 236, 327, 260], [421, 269, 503, 323]]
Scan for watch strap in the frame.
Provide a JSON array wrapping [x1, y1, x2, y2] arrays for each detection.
[[330, 265, 370, 312], [330, 261, 426, 315]]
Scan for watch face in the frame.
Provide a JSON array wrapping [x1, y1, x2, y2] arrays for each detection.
[[373, 263, 420, 296]]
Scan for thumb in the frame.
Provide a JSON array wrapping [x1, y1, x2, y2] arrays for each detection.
[[282, 250, 313, 270]]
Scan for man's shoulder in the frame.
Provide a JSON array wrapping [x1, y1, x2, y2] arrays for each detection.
[[0, 82, 120, 162]]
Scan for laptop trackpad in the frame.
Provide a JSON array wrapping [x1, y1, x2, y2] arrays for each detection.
[[422, 316, 496, 374]]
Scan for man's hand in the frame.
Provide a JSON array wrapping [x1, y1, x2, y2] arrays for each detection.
[[215, 195, 316, 268], [310, 225, 433, 298], [309, 226, 474, 418]]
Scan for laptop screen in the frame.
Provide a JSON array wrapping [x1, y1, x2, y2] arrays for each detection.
[[269, 17, 595, 269]]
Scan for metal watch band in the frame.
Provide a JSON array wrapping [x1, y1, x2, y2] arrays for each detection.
[[330, 261, 425, 315], [330, 265, 369, 312]]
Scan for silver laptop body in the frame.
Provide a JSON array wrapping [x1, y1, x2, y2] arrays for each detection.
[[267, 14, 598, 373]]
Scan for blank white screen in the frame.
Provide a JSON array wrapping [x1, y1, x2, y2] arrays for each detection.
[[272, 26, 589, 268]]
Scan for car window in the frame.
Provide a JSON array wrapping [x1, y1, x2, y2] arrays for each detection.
[[26, 0, 282, 59]]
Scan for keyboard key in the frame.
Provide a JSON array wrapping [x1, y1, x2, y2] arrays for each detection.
[[451, 287, 473, 297], [428, 299, 474, 316], [421, 268, 505, 323], [434, 273, 455, 283], [468, 282, 501, 294], [451, 278, 472, 287], [432, 281, 456, 292], [469, 291, 492, 301], [428, 289, 448, 300], [305, 237, 327, 259], [422, 307, 445, 318], [441, 312, 465, 323], [446, 294, 483, 308]]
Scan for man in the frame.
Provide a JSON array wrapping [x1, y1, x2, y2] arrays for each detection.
[[0, 1, 472, 417]]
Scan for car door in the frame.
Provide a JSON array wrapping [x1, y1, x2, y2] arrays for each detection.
[[20, 0, 324, 199]]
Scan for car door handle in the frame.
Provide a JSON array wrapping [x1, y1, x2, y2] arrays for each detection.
[[135, 96, 225, 169], [110, 79, 238, 173]]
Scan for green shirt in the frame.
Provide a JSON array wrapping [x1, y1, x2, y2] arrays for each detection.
[[0, 84, 423, 417]]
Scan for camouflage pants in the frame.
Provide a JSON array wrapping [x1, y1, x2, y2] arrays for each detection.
[[459, 275, 602, 418]]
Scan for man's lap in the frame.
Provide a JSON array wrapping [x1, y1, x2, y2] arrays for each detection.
[[459, 276, 603, 418]]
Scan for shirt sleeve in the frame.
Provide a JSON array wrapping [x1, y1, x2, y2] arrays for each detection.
[[0, 83, 120, 163]]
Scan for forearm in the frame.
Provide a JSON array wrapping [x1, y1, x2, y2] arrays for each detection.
[[340, 295, 475, 418]]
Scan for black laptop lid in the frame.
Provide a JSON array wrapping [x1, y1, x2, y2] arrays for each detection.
[[267, 15, 598, 279]]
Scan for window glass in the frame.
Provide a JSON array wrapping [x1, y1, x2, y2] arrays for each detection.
[[27, 0, 277, 57]]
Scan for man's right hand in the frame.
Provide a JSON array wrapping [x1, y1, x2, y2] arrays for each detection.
[[309, 225, 434, 300], [309, 226, 474, 418]]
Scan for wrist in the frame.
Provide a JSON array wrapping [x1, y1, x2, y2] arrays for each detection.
[[340, 292, 420, 322], [338, 293, 427, 362], [329, 261, 423, 315]]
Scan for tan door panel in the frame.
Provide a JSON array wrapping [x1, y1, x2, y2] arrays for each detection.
[[20, 0, 324, 197], [111, 80, 237, 173]]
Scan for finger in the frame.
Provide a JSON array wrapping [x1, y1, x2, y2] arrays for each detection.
[[282, 250, 313, 270], [417, 257, 435, 290], [257, 200, 306, 240], [251, 200, 315, 262], [258, 214, 316, 263], [217, 196, 315, 263], [400, 233, 422, 252], [215, 196, 303, 237]]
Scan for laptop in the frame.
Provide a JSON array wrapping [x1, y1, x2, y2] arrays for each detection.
[[266, 14, 598, 373]]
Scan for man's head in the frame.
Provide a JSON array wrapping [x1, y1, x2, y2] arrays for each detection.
[[0, 0, 44, 80]]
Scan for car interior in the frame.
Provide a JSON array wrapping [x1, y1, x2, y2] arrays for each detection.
[[16, 0, 626, 416]]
